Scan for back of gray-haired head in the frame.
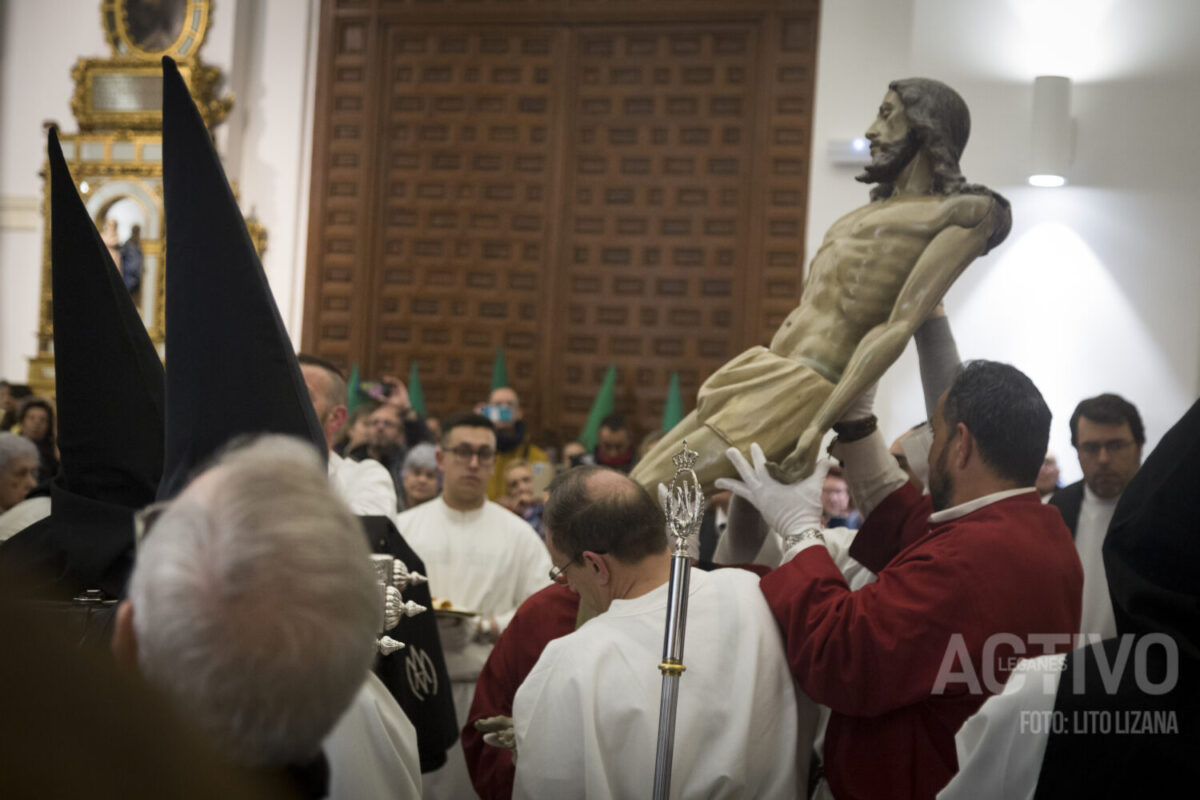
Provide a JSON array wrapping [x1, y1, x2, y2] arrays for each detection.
[[401, 442, 439, 477], [128, 434, 381, 766], [0, 433, 38, 473]]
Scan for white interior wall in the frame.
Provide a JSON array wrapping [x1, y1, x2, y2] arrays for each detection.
[[809, 0, 1200, 483], [2, 1, 1197, 482]]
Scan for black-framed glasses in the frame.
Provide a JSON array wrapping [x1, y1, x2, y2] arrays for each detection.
[[548, 559, 572, 584], [446, 444, 496, 463], [548, 549, 606, 584]]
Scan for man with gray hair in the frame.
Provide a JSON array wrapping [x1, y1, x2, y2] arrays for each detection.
[[299, 353, 399, 515], [111, 435, 419, 797]]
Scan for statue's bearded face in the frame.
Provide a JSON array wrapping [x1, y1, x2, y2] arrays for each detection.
[[859, 89, 921, 185]]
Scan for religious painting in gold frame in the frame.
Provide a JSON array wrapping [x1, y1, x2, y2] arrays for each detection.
[[27, 0, 254, 395]]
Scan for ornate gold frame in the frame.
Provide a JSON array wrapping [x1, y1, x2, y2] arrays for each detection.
[[72, 57, 231, 131], [27, 0, 262, 396], [102, 0, 211, 59]]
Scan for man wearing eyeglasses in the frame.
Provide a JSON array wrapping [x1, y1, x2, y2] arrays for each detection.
[[511, 465, 806, 799], [1050, 393, 1145, 640], [397, 411, 552, 800]]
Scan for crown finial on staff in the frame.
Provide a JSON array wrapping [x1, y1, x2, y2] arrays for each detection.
[[671, 441, 699, 472]]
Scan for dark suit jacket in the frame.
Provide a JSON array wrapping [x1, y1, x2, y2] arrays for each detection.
[[1048, 480, 1084, 538]]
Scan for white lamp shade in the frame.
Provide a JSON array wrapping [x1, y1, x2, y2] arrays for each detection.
[[1030, 75, 1073, 186]]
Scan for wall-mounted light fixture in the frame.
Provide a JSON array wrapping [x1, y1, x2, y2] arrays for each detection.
[[1029, 75, 1073, 187]]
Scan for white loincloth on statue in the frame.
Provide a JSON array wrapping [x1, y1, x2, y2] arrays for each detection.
[[695, 345, 835, 457]]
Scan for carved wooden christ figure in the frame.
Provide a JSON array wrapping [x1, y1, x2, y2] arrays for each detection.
[[632, 78, 1012, 493]]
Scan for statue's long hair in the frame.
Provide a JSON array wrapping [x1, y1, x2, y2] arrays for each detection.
[[870, 78, 1012, 253]]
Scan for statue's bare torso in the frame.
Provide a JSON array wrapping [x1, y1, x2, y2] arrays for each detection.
[[771, 192, 995, 379]]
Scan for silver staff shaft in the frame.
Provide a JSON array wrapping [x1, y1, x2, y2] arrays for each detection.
[[652, 440, 704, 800], [652, 551, 692, 800]]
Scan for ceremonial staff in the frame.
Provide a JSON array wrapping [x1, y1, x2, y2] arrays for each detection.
[[652, 442, 706, 800]]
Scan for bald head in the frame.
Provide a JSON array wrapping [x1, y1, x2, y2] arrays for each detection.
[[544, 465, 666, 564], [584, 468, 638, 500]]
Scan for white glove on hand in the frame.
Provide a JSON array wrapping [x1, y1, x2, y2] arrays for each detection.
[[475, 715, 517, 763], [839, 382, 878, 423], [716, 443, 834, 539]]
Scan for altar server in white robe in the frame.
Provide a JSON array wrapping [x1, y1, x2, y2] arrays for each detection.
[[512, 465, 808, 800], [398, 411, 551, 799], [299, 355, 399, 516], [323, 672, 423, 799]]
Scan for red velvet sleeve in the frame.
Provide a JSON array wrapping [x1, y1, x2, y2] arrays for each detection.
[[463, 584, 578, 800], [761, 535, 980, 717], [848, 482, 932, 573]]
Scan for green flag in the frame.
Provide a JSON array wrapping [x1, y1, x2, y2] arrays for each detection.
[[346, 363, 361, 415], [490, 347, 509, 391], [661, 371, 684, 431], [407, 361, 426, 417], [579, 365, 617, 452]]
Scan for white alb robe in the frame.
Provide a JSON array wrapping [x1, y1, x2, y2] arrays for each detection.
[[328, 451, 398, 516], [937, 654, 1064, 800], [397, 496, 551, 800], [1075, 485, 1119, 640], [323, 672, 423, 800], [512, 567, 808, 800]]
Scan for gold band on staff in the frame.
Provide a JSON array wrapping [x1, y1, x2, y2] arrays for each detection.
[[658, 659, 686, 676]]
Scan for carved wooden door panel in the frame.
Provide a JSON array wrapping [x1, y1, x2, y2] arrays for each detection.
[[303, 1, 818, 444]]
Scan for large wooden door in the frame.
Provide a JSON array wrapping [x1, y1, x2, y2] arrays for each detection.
[[302, 0, 820, 443]]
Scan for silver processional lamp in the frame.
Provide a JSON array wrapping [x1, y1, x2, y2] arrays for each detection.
[[652, 441, 706, 800], [370, 554, 428, 656]]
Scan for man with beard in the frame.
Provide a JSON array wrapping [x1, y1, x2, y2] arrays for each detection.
[[1050, 393, 1145, 640], [719, 361, 1083, 800], [348, 402, 431, 500], [633, 78, 1012, 493]]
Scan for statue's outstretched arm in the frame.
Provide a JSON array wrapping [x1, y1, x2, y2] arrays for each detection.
[[774, 216, 994, 480]]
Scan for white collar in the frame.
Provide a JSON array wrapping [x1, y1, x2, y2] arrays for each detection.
[[928, 487, 1037, 524], [1082, 483, 1120, 507], [438, 495, 488, 520]]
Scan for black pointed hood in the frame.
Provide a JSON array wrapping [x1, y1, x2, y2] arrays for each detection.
[[48, 128, 165, 505], [0, 129, 164, 597], [1103, 396, 1200, 660], [158, 56, 324, 500]]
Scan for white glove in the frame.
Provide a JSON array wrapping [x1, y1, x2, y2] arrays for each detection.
[[840, 383, 878, 423], [475, 715, 517, 763], [716, 443, 834, 539]]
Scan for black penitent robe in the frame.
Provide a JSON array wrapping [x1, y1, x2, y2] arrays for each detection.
[[359, 516, 458, 773]]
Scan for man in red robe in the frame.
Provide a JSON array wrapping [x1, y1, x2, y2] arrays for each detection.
[[463, 583, 580, 799], [719, 360, 1084, 800]]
